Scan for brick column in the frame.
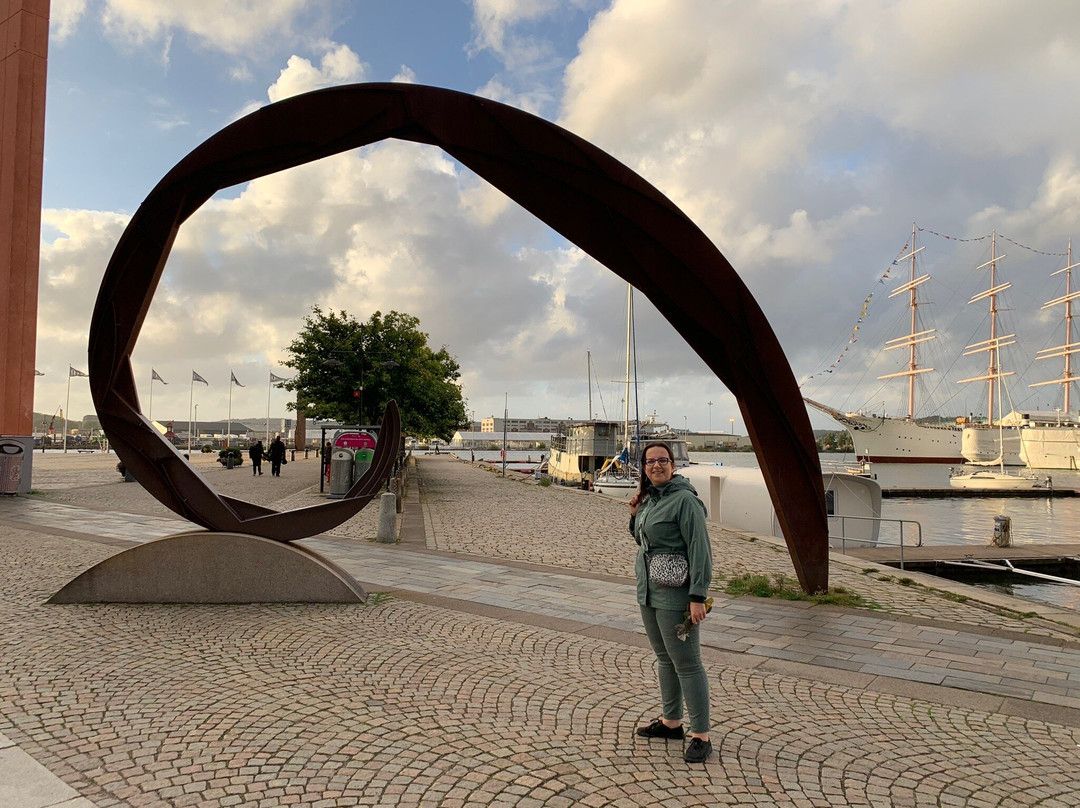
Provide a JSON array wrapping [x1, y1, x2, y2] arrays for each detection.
[[1, 1, 50, 492]]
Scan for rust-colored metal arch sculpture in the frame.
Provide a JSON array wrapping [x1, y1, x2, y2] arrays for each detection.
[[89, 83, 827, 591]]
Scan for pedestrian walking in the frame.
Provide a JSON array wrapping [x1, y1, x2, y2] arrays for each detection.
[[248, 440, 264, 476], [629, 441, 713, 763], [268, 434, 287, 477]]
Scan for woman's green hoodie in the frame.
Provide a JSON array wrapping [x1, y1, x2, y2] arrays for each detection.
[[629, 475, 712, 610]]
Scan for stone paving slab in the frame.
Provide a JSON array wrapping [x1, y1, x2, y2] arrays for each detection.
[[7, 478, 1080, 715], [1, 454, 1080, 806]]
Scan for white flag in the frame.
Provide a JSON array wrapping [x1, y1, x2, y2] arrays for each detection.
[[192, 370, 209, 385]]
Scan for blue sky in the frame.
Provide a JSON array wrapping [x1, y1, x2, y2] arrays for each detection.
[[36, 0, 1080, 435]]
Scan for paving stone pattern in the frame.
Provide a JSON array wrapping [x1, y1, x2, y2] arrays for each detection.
[[0, 453, 1078, 806]]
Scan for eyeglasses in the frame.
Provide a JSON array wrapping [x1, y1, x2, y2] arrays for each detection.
[[644, 458, 672, 467]]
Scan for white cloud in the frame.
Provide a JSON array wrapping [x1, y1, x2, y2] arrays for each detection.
[[50, 0, 89, 43], [267, 44, 367, 103], [99, 0, 316, 54]]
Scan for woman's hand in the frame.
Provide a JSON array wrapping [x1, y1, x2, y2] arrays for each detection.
[[689, 601, 708, 625], [629, 492, 642, 516]]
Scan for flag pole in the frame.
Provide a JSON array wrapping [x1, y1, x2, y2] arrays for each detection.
[[266, 371, 271, 444], [149, 370, 154, 422], [64, 371, 71, 453], [228, 373, 233, 449], [188, 372, 194, 457]]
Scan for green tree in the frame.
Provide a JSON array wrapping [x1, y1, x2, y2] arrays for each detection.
[[283, 307, 468, 440]]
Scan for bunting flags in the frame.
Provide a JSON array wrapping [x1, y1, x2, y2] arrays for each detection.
[[192, 370, 209, 385], [69, 366, 88, 378], [152, 369, 167, 384], [231, 371, 244, 387], [801, 240, 909, 384]]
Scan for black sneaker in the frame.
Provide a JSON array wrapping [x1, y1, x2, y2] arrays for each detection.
[[684, 737, 713, 763], [635, 718, 684, 740]]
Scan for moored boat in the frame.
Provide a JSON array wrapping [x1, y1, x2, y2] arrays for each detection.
[[1020, 239, 1080, 469], [677, 464, 883, 549], [805, 223, 964, 463], [948, 467, 1047, 490]]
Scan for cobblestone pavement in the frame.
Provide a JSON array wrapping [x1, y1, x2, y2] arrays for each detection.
[[1, 453, 1079, 807]]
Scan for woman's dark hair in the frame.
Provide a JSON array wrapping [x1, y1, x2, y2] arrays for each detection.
[[638, 441, 675, 493]]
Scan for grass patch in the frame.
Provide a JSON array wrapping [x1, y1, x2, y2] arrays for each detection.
[[724, 573, 878, 609], [367, 592, 393, 606], [539, 477, 552, 487], [898, 577, 917, 587]]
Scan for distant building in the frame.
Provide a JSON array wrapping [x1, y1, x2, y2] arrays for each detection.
[[450, 430, 552, 449], [480, 416, 571, 434]]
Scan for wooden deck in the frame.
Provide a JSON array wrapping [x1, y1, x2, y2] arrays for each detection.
[[881, 487, 1078, 498], [844, 543, 1080, 567]]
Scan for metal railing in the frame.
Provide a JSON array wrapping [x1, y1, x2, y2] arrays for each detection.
[[829, 514, 923, 570]]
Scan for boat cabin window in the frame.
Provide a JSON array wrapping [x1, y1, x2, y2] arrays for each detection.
[[824, 489, 836, 517]]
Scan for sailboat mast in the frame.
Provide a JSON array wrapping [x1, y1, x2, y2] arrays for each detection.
[[587, 350, 593, 420], [1066, 240, 1074, 413], [880, 223, 936, 417], [988, 231, 999, 426], [623, 283, 632, 451], [1029, 238, 1079, 412], [959, 230, 1015, 426], [907, 221, 918, 419]]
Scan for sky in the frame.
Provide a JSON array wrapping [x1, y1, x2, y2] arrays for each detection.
[[34, 0, 1080, 435]]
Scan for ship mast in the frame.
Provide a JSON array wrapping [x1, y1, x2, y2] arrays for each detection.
[[623, 283, 633, 453], [959, 230, 1015, 426], [1030, 238, 1079, 412], [880, 221, 935, 419]]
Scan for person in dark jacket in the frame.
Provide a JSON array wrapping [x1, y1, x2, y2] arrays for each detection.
[[268, 434, 287, 477], [248, 440, 264, 476], [629, 441, 713, 763]]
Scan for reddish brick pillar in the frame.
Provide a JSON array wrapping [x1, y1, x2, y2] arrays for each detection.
[[1, 1, 49, 492]]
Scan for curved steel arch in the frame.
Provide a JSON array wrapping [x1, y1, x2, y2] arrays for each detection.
[[89, 83, 827, 590]]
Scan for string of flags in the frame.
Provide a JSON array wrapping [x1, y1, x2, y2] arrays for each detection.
[[918, 226, 1067, 257], [802, 225, 1069, 389], [801, 240, 910, 384]]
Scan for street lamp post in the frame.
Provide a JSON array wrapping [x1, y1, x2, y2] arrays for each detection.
[[707, 400, 713, 432], [729, 417, 735, 436]]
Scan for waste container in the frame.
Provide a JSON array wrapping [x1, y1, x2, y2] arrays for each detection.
[[0, 440, 26, 494], [329, 448, 355, 498], [992, 515, 1012, 548], [354, 447, 375, 482]]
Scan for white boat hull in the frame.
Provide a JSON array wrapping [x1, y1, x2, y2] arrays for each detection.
[[960, 424, 1024, 466], [948, 470, 1045, 490], [1019, 425, 1080, 470], [804, 400, 963, 463], [677, 465, 882, 548]]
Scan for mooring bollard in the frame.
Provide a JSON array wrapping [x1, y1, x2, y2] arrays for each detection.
[[376, 491, 397, 543]]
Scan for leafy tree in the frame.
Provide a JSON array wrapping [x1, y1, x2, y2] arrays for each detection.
[[816, 430, 854, 453], [283, 307, 468, 440]]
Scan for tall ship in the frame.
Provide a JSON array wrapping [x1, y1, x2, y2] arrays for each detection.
[[955, 230, 1024, 466], [805, 223, 965, 463], [1020, 239, 1080, 469]]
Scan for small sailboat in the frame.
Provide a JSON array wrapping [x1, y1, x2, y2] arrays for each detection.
[[594, 283, 642, 499], [950, 292, 1047, 491]]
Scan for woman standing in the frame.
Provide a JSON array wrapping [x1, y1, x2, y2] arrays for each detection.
[[629, 441, 713, 763]]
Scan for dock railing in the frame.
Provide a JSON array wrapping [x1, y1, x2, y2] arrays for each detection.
[[830, 514, 923, 570]]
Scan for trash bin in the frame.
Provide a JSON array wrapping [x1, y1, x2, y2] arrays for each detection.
[[329, 448, 355, 498], [992, 515, 1012, 547], [354, 447, 375, 482], [0, 440, 26, 494]]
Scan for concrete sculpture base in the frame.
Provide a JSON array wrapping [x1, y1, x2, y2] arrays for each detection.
[[48, 532, 367, 604]]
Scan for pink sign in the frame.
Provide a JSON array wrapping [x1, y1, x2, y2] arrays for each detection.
[[334, 431, 376, 450]]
